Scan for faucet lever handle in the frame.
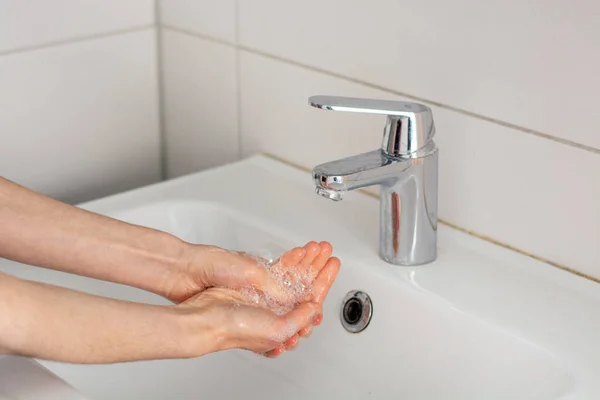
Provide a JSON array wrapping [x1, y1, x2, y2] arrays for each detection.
[[309, 95, 435, 156]]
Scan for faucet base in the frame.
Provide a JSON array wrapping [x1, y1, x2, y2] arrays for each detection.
[[378, 150, 438, 266]]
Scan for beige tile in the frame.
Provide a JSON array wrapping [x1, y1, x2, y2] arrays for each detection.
[[0, 30, 161, 203], [159, 0, 236, 43], [239, 0, 600, 150], [161, 30, 239, 177], [240, 50, 600, 277], [0, 0, 154, 52]]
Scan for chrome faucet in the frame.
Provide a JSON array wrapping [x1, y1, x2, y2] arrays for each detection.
[[310, 96, 438, 266]]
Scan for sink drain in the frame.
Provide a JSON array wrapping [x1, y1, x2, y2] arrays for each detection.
[[340, 291, 372, 333]]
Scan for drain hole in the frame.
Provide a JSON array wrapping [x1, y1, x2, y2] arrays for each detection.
[[343, 298, 363, 325], [340, 290, 372, 333]]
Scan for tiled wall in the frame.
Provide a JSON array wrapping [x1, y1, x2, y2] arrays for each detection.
[[0, 1, 161, 203], [160, 1, 600, 279], [159, 1, 239, 177]]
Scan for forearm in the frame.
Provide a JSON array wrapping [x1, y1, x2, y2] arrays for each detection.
[[0, 177, 196, 297], [0, 272, 209, 363]]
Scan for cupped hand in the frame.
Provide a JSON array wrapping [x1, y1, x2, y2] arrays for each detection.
[[165, 242, 339, 307], [262, 241, 340, 357], [162, 244, 304, 303], [165, 241, 340, 357], [176, 287, 321, 356]]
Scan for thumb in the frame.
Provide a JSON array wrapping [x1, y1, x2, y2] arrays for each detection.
[[238, 248, 307, 303], [270, 302, 322, 343]]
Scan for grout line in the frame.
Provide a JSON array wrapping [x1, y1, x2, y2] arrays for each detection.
[[154, 2, 168, 180], [234, 0, 243, 159], [239, 45, 600, 155], [437, 219, 600, 285], [0, 25, 154, 57], [160, 25, 236, 47], [160, 25, 600, 156], [261, 152, 600, 286]]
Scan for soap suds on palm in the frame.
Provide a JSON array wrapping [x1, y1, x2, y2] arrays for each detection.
[[241, 251, 313, 315]]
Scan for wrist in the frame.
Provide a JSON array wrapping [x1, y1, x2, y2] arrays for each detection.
[[172, 302, 222, 358], [150, 239, 204, 301], [175, 244, 235, 286]]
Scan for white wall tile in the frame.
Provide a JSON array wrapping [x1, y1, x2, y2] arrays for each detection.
[[0, 0, 154, 53], [240, 51, 600, 278], [159, 0, 236, 43], [161, 30, 238, 178], [0, 30, 161, 203], [239, 0, 600, 150]]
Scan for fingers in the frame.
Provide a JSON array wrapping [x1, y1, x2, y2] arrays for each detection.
[[237, 242, 339, 360], [209, 247, 305, 294], [298, 241, 320, 271], [246, 247, 305, 300], [312, 257, 341, 304], [266, 338, 299, 358], [265, 313, 315, 358], [282, 302, 321, 332], [298, 325, 311, 337], [312, 313, 323, 326], [278, 247, 306, 268], [275, 326, 307, 357], [307, 241, 333, 281], [284, 334, 299, 350], [264, 345, 285, 358], [280, 312, 316, 355], [263, 302, 320, 357]]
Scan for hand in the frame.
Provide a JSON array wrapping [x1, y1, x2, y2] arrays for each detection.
[[164, 242, 339, 306], [176, 287, 322, 356], [165, 241, 340, 357], [260, 241, 340, 357], [162, 243, 305, 303]]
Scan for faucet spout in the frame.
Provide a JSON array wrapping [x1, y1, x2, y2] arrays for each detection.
[[313, 150, 412, 193]]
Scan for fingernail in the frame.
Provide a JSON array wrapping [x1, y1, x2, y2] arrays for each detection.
[[286, 337, 299, 351], [267, 345, 285, 358], [298, 325, 310, 337], [312, 313, 323, 326], [285, 335, 299, 349], [310, 306, 320, 319]]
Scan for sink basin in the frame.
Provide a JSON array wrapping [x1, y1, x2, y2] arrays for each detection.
[[1, 154, 598, 399]]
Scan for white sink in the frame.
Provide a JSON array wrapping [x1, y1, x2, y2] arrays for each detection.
[[1, 155, 599, 399]]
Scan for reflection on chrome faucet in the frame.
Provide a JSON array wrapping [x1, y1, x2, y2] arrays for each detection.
[[310, 96, 438, 266]]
